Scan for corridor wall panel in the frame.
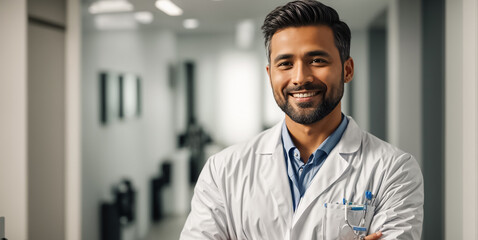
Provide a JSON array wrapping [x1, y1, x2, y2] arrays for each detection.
[[28, 0, 65, 25], [0, 0, 28, 239], [421, 0, 445, 238], [27, 20, 66, 240]]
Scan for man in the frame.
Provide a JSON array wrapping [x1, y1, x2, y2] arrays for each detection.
[[181, 1, 424, 239]]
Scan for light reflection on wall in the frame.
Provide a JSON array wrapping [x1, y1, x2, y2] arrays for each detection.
[[216, 50, 262, 146], [123, 73, 137, 118], [236, 19, 255, 49]]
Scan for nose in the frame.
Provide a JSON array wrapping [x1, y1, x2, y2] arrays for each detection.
[[292, 61, 313, 85]]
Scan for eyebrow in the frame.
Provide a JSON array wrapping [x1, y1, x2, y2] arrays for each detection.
[[306, 50, 331, 58], [273, 50, 331, 64], [273, 54, 293, 64]]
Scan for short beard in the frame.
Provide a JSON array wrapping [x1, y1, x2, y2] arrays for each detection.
[[275, 73, 344, 125], [280, 95, 341, 124]]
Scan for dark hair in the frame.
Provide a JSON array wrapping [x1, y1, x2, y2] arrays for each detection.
[[261, 0, 351, 64]]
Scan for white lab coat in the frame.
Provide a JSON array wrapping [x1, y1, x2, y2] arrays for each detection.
[[180, 117, 423, 240]]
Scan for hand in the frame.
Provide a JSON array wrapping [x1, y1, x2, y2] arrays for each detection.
[[364, 231, 382, 240]]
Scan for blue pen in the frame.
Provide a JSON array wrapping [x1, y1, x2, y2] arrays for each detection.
[[364, 191, 373, 206]]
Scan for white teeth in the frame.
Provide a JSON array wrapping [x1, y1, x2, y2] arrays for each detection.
[[292, 92, 318, 98]]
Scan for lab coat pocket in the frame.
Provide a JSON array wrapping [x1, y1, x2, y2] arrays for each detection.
[[322, 203, 375, 240]]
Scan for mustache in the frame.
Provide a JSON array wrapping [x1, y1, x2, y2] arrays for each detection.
[[283, 83, 327, 94]]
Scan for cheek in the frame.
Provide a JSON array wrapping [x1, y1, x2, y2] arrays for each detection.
[[270, 74, 288, 94], [316, 66, 340, 79], [316, 68, 342, 89]]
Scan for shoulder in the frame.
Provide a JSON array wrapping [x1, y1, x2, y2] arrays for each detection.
[[361, 131, 409, 159], [359, 130, 422, 179], [207, 123, 281, 171], [344, 117, 420, 171]]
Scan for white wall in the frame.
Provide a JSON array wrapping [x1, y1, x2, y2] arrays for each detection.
[[177, 32, 267, 146], [176, 33, 225, 137], [349, 30, 370, 130], [460, 0, 478, 237], [0, 1, 28, 239], [445, 0, 478, 238], [387, 0, 422, 165], [82, 29, 177, 240]]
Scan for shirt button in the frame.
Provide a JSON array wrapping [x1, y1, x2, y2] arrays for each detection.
[[299, 167, 303, 175], [294, 152, 299, 159]]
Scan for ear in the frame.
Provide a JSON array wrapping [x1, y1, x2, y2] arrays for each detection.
[[266, 64, 271, 81], [343, 57, 354, 83]]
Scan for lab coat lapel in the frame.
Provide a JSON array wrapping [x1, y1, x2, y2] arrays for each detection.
[[258, 121, 294, 227], [291, 116, 362, 226]]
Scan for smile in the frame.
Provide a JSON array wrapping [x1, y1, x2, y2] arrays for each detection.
[[291, 92, 319, 98]]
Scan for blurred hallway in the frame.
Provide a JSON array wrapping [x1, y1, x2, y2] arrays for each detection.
[[144, 216, 187, 240], [1, 0, 478, 239]]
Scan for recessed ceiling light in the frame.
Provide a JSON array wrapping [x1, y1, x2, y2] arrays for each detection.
[[155, 0, 183, 16], [134, 12, 154, 24], [183, 19, 199, 29], [89, 0, 134, 14]]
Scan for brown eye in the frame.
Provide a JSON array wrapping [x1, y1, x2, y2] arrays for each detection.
[[311, 58, 327, 64], [278, 61, 292, 68]]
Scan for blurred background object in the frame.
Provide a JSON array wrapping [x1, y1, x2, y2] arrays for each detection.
[[1, 0, 478, 239]]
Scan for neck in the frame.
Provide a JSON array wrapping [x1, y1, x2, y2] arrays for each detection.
[[285, 103, 343, 161]]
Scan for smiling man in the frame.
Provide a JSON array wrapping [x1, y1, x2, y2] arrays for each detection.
[[181, 1, 424, 239]]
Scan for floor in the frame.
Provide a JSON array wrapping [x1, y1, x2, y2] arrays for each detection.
[[144, 215, 188, 240]]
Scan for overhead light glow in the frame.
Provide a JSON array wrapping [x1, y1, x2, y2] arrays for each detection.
[[183, 19, 199, 29], [134, 12, 154, 24], [89, 0, 134, 14], [155, 0, 183, 16]]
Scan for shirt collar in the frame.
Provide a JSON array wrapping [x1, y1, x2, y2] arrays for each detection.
[[281, 114, 349, 161], [281, 120, 296, 156], [318, 115, 349, 155]]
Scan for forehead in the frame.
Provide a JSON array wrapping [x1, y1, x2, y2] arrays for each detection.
[[269, 25, 338, 58]]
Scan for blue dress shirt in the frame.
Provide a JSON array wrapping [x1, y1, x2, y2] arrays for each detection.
[[281, 115, 349, 211]]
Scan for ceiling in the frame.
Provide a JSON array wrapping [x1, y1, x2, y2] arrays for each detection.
[[82, 0, 390, 34]]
